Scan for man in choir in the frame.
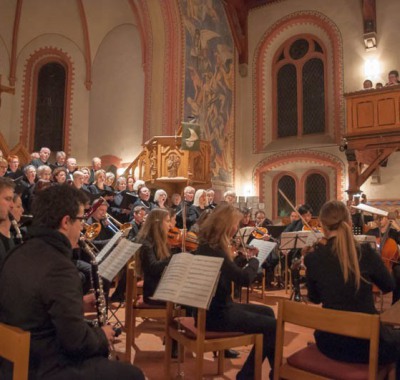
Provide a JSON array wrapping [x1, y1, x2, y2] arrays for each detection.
[[72, 170, 85, 189], [30, 146, 51, 168], [0, 177, 15, 263], [170, 193, 181, 211], [89, 157, 102, 184], [0, 185, 144, 379], [66, 157, 78, 181]]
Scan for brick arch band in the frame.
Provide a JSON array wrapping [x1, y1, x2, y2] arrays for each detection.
[[253, 150, 345, 217], [20, 47, 74, 155], [253, 10, 344, 153]]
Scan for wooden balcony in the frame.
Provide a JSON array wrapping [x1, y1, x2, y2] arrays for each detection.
[[344, 85, 400, 197], [345, 84, 400, 150]]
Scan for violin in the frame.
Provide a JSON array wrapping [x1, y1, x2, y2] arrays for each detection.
[[167, 227, 182, 248], [252, 227, 269, 239], [167, 228, 199, 251]]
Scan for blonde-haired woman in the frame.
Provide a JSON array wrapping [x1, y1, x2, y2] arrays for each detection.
[[196, 203, 276, 380], [136, 208, 171, 305], [305, 200, 399, 372]]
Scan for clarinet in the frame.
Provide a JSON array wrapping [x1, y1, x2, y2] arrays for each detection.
[[78, 239, 108, 327], [9, 213, 23, 244]]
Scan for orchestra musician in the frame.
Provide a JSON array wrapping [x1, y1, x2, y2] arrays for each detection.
[[254, 210, 273, 228], [195, 204, 276, 379], [367, 213, 400, 304], [0, 177, 15, 263], [0, 185, 145, 380], [86, 199, 114, 250], [135, 208, 172, 305], [305, 200, 400, 377]]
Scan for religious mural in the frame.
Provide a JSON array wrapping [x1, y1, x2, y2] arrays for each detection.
[[180, 0, 234, 187]]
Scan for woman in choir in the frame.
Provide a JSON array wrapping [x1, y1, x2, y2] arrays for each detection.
[[154, 189, 168, 209], [52, 167, 68, 184], [136, 208, 171, 305], [195, 203, 276, 380], [305, 200, 400, 374], [88, 169, 114, 201], [190, 189, 207, 219]]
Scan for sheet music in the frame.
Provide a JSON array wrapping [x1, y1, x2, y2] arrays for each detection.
[[177, 255, 223, 309], [354, 234, 377, 250], [95, 231, 123, 264], [280, 231, 322, 250], [152, 252, 223, 309], [99, 239, 141, 282], [152, 253, 193, 302], [248, 239, 277, 264]]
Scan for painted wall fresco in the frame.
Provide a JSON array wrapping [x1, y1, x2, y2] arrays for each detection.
[[180, 0, 234, 187]]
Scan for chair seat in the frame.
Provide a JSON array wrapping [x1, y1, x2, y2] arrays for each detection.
[[287, 343, 390, 380], [176, 317, 244, 340], [134, 295, 165, 309]]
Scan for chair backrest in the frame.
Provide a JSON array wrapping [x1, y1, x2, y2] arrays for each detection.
[[0, 323, 30, 380], [275, 300, 381, 380]]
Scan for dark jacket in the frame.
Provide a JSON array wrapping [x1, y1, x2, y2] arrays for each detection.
[[305, 238, 395, 364], [139, 239, 170, 303], [195, 243, 259, 315], [0, 227, 108, 378]]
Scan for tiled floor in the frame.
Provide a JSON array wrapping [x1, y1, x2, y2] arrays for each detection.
[[108, 285, 392, 380]]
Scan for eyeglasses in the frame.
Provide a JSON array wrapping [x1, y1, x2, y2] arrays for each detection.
[[73, 216, 87, 223]]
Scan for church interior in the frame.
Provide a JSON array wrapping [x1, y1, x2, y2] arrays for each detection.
[[1, 0, 400, 379], [1, 0, 400, 213]]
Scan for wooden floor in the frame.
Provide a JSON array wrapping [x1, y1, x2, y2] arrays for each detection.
[[109, 286, 392, 380]]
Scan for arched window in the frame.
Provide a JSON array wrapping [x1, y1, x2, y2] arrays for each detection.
[[34, 62, 66, 151], [277, 175, 296, 217], [305, 173, 327, 216], [274, 36, 326, 139]]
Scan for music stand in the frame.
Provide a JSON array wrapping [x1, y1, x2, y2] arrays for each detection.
[[280, 231, 323, 301]]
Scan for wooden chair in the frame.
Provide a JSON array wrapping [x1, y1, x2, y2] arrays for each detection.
[[165, 301, 263, 380], [124, 262, 167, 361], [0, 323, 30, 380], [274, 299, 396, 380]]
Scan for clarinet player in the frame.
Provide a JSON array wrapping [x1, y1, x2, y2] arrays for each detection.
[[0, 185, 144, 380]]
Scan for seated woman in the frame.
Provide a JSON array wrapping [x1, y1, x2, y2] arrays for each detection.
[[305, 200, 400, 374], [136, 208, 171, 305], [195, 204, 276, 380]]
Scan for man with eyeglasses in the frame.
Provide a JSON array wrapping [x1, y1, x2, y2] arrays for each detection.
[[0, 185, 144, 380]]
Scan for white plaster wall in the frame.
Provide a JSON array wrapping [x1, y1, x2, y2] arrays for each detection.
[[89, 24, 144, 163]]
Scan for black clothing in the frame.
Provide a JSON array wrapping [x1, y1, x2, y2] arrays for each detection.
[[0, 227, 143, 380], [195, 243, 276, 379], [367, 227, 400, 303], [127, 220, 142, 241], [5, 168, 23, 180], [138, 239, 170, 304], [131, 199, 154, 215], [0, 232, 14, 265], [305, 238, 400, 370], [175, 201, 197, 230]]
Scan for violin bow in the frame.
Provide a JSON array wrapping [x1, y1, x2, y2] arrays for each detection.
[[278, 189, 320, 240]]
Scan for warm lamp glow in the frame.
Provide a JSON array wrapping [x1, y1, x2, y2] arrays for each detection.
[[243, 183, 253, 197], [364, 58, 381, 79], [116, 168, 125, 176]]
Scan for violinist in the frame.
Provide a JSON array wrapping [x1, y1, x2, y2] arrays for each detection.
[[367, 213, 400, 303], [254, 210, 273, 228], [305, 200, 400, 377], [195, 204, 276, 379]]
